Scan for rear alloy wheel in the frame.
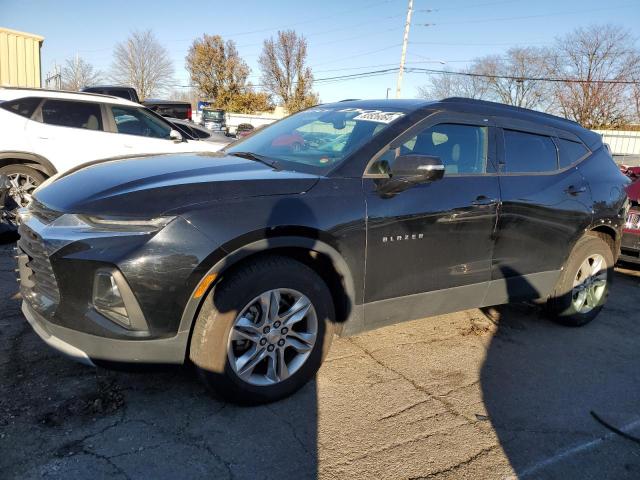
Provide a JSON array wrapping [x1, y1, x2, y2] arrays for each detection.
[[546, 234, 613, 326], [0, 165, 45, 208], [570, 254, 607, 315], [190, 256, 335, 404]]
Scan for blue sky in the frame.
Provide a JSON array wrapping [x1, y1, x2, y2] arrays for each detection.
[[2, 0, 639, 102]]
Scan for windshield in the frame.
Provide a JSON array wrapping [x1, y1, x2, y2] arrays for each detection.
[[226, 105, 406, 174], [203, 110, 224, 121]]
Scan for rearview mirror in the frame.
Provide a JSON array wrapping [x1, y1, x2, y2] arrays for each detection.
[[169, 129, 183, 143], [392, 154, 444, 183]]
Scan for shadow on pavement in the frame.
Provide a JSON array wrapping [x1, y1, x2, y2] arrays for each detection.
[[480, 267, 640, 478]]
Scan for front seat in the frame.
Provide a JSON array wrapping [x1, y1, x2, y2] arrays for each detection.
[[83, 115, 99, 130]]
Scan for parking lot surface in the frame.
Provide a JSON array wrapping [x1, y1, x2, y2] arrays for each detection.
[[1, 242, 639, 479]]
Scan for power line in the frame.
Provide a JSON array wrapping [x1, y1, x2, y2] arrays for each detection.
[[417, 4, 637, 26], [417, 0, 526, 12], [311, 44, 403, 68], [167, 65, 640, 90], [410, 67, 640, 85]]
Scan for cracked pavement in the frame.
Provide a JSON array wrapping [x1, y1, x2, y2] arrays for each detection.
[[1, 242, 639, 479]]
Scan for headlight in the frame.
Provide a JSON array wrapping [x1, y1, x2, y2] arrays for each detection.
[[79, 215, 175, 232]]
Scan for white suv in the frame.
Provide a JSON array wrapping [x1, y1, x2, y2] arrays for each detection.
[[0, 88, 227, 206]]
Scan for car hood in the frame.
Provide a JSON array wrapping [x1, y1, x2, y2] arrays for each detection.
[[34, 152, 320, 216]]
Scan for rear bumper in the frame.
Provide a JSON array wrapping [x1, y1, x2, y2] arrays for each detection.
[[620, 229, 640, 264], [22, 301, 190, 365]]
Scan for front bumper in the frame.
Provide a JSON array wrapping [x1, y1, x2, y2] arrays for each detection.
[[15, 207, 217, 365], [22, 300, 190, 365]]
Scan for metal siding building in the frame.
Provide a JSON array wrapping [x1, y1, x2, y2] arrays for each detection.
[[0, 28, 44, 88]]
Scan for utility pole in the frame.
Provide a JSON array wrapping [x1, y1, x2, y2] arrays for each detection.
[[396, 0, 414, 98]]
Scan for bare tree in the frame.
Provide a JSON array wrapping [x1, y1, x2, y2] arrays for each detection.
[[418, 48, 551, 111], [549, 24, 640, 129], [110, 30, 174, 101], [417, 67, 491, 100], [259, 30, 317, 113], [186, 34, 249, 106], [474, 48, 552, 110], [61, 56, 101, 91]]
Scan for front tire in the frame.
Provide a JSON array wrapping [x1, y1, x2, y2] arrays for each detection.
[[545, 234, 613, 326], [190, 256, 335, 404]]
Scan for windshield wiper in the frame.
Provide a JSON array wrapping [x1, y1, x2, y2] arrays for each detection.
[[229, 151, 280, 170]]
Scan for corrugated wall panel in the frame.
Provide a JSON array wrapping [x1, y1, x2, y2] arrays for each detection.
[[0, 28, 44, 88], [0, 33, 8, 86]]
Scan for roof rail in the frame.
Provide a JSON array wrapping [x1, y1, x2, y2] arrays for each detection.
[[0, 86, 123, 101], [440, 97, 581, 126]]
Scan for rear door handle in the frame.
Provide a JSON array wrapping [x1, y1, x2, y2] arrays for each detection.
[[565, 185, 587, 195], [472, 195, 499, 206]]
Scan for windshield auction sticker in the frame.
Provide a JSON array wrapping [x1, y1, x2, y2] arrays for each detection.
[[338, 108, 405, 124]]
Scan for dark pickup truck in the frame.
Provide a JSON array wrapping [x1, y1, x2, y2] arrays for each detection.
[[80, 86, 192, 120]]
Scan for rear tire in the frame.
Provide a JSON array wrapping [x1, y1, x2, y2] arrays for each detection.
[[545, 234, 613, 327], [190, 255, 335, 405]]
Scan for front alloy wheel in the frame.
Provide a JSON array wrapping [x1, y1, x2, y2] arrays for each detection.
[[228, 289, 318, 386], [190, 255, 335, 404]]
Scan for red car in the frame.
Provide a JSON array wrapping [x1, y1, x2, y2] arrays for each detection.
[[620, 165, 640, 264], [271, 132, 305, 152]]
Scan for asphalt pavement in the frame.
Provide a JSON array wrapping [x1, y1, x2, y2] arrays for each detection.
[[1, 242, 639, 479]]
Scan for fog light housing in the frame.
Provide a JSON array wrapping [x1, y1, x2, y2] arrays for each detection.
[[93, 271, 131, 327]]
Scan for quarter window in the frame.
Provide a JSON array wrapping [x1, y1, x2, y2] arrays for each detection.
[[503, 130, 557, 173], [0, 97, 41, 118], [111, 106, 172, 139], [41, 100, 103, 130], [557, 138, 589, 168]]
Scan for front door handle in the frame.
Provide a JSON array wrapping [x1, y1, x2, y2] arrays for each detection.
[[565, 185, 587, 195], [472, 195, 498, 206]]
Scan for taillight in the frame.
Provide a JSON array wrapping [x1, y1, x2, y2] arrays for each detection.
[[627, 210, 640, 230], [187, 105, 192, 121]]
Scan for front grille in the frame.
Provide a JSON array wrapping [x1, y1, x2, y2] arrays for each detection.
[[29, 199, 62, 224], [17, 224, 60, 315], [626, 210, 640, 230]]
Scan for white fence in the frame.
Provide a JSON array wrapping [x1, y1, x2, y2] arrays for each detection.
[[193, 110, 285, 134], [593, 130, 640, 156], [225, 112, 283, 134]]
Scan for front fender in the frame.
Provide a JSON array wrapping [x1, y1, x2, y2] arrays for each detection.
[[177, 236, 364, 346]]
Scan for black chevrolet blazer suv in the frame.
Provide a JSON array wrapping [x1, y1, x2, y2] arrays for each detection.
[[16, 98, 629, 403]]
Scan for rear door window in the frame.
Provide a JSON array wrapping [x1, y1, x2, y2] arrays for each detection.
[[503, 130, 557, 173], [1, 97, 41, 118], [111, 106, 172, 138], [557, 138, 589, 168], [40, 100, 103, 130]]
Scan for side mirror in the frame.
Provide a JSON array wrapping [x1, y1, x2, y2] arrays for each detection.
[[169, 129, 183, 143], [392, 154, 444, 183]]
